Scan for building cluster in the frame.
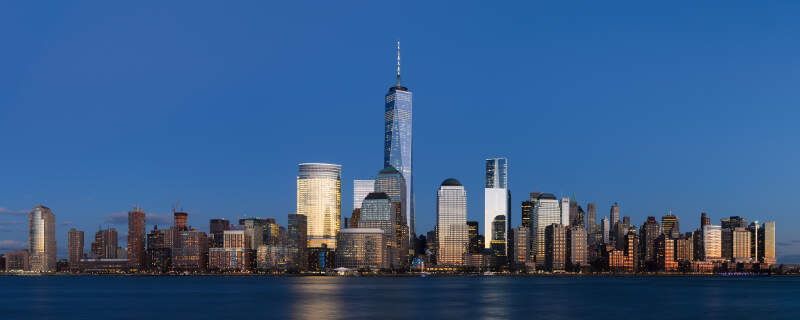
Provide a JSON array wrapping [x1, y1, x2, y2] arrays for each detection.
[[0, 44, 780, 275]]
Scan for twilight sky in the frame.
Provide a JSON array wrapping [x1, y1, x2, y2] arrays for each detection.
[[1, 1, 799, 261]]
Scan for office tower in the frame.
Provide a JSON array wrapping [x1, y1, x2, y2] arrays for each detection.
[[661, 212, 679, 239], [532, 193, 560, 266], [358, 192, 398, 268], [436, 178, 468, 266], [601, 217, 610, 244], [761, 221, 776, 265], [209, 230, 249, 271], [675, 234, 694, 261], [257, 245, 296, 271], [426, 230, 438, 265], [265, 218, 280, 245], [545, 224, 566, 271], [467, 221, 480, 253], [384, 42, 414, 243], [127, 206, 146, 269], [624, 228, 640, 272], [146, 226, 171, 272], [239, 218, 268, 249], [28, 205, 57, 272], [490, 215, 507, 256], [702, 225, 722, 261], [725, 216, 748, 229], [732, 227, 751, 263], [375, 165, 409, 263], [92, 228, 118, 259], [285, 216, 305, 270], [335, 228, 387, 270], [174, 212, 188, 231], [655, 235, 677, 271], [700, 212, 710, 228], [721, 228, 733, 260], [68, 228, 84, 268], [610, 203, 620, 232], [297, 163, 342, 249], [484, 158, 510, 252], [566, 226, 587, 269], [640, 217, 661, 267], [586, 202, 597, 234], [560, 197, 570, 227], [521, 201, 533, 229], [172, 230, 208, 271], [512, 226, 529, 265], [353, 179, 376, 210], [209, 219, 230, 248], [568, 197, 578, 227]]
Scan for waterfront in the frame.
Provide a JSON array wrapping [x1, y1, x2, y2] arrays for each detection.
[[1, 276, 799, 319]]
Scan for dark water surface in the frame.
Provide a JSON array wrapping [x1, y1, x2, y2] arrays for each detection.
[[1, 276, 798, 319]]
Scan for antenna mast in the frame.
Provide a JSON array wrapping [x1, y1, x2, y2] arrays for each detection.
[[396, 40, 401, 86]]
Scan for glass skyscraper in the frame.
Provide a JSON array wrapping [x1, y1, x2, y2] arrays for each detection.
[[436, 178, 468, 266], [532, 193, 560, 267], [353, 180, 375, 210], [484, 158, 510, 252], [297, 163, 342, 249], [384, 41, 414, 242], [28, 205, 56, 272]]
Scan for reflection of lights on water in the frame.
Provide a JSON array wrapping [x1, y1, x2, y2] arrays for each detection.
[[290, 278, 343, 320]]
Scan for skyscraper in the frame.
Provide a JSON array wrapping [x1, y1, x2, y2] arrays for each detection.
[[640, 216, 661, 267], [566, 226, 587, 269], [702, 224, 722, 261], [661, 212, 679, 239], [545, 224, 566, 272], [68, 228, 84, 268], [384, 41, 414, 242], [288, 213, 308, 269], [467, 221, 480, 253], [586, 202, 597, 234], [484, 158, 510, 252], [127, 206, 146, 269], [762, 221, 776, 265], [353, 180, 376, 210], [560, 197, 570, 227], [610, 203, 620, 231], [28, 205, 57, 272], [92, 228, 118, 259], [490, 215, 507, 256], [601, 217, 610, 244], [209, 219, 230, 248], [358, 192, 398, 268], [521, 200, 533, 228], [375, 165, 409, 260], [532, 193, 560, 266], [297, 163, 342, 249], [436, 178, 468, 266]]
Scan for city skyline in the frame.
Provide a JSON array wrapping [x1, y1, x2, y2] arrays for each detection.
[[1, 2, 799, 263]]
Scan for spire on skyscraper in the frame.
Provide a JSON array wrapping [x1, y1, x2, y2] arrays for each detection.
[[396, 40, 401, 86]]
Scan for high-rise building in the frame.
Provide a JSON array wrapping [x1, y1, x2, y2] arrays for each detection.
[[761, 221, 776, 265], [436, 178, 468, 266], [656, 235, 677, 271], [209, 230, 249, 271], [560, 197, 570, 227], [702, 225, 722, 261], [512, 226, 529, 265], [353, 179, 376, 210], [375, 165, 409, 263], [467, 221, 480, 253], [732, 227, 751, 263], [721, 228, 733, 260], [661, 212, 679, 239], [384, 42, 414, 242], [288, 214, 308, 267], [532, 193, 560, 267], [92, 228, 118, 259], [28, 205, 57, 272], [521, 200, 533, 229], [700, 212, 710, 228], [610, 203, 620, 232], [174, 212, 188, 231], [172, 230, 208, 271], [239, 218, 268, 249], [490, 215, 507, 256], [601, 217, 610, 244], [68, 228, 84, 268], [4, 250, 30, 271], [640, 217, 661, 267], [586, 202, 597, 234], [209, 219, 230, 248], [297, 163, 341, 249], [265, 218, 280, 245], [335, 228, 387, 270], [675, 234, 694, 262], [545, 224, 566, 272], [566, 226, 587, 269], [484, 158, 510, 253], [127, 206, 146, 269], [358, 192, 398, 268]]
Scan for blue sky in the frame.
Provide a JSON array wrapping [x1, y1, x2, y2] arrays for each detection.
[[2, 1, 799, 261]]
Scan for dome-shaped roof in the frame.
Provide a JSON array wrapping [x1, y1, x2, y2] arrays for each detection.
[[378, 166, 400, 174], [441, 178, 462, 186]]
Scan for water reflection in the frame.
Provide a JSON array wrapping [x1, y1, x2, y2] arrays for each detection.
[[478, 278, 510, 320], [289, 277, 343, 320]]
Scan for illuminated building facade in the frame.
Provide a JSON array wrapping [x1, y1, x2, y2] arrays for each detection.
[[545, 223, 566, 271], [68, 228, 85, 268], [28, 205, 57, 272], [661, 212, 679, 239], [172, 230, 208, 271], [532, 193, 560, 267], [297, 163, 341, 249], [484, 158, 509, 253], [127, 207, 146, 269], [566, 226, 587, 268], [92, 228, 118, 259], [436, 178, 468, 266], [656, 235, 677, 271], [375, 166, 409, 265], [358, 192, 397, 268], [702, 225, 722, 261], [335, 228, 386, 270]]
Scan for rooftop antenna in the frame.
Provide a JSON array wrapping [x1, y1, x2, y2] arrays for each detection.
[[396, 40, 401, 86]]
